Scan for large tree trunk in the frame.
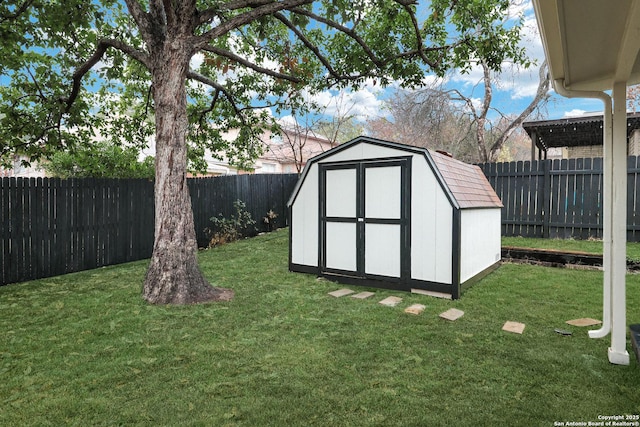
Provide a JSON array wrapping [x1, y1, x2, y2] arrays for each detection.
[[142, 42, 233, 305]]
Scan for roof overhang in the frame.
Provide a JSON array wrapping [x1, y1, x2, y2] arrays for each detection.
[[533, 0, 640, 91]]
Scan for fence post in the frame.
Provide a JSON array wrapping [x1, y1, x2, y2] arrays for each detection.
[[542, 159, 551, 238]]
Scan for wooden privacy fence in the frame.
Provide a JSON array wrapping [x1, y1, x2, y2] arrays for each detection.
[[189, 173, 298, 247], [478, 156, 640, 241], [0, 174, 299, 286]]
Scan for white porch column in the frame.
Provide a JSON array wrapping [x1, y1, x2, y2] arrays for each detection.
[[608, 81, 630, 365], [589, 99, 613, 339]]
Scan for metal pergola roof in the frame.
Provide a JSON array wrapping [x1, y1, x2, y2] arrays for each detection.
[[523, 112, 640, 151]]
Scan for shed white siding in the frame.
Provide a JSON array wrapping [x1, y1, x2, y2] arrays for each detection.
[[290, 163, 318, 267], [459, 208, 502, 283], [410, 153, 453, 284], [290, 141, 417, 268]]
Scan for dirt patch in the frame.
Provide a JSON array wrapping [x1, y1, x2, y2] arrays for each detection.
[[502, 246, 640, 272]]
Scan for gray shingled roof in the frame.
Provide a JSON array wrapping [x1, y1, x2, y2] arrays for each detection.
[[430, 150, 503, 209]]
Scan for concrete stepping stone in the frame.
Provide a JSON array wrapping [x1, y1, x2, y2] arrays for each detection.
[[439, 308, 464, 321], [566, 318, 602, 327], [378, 296, 402, 307], [328, 288, 355, 298], [351, 291, 375, 299], [502, 321, 526, 334], [404, 304, 426, 315]]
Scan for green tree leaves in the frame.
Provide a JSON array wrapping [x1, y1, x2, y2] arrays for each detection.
[[43, 141, 154, 178]]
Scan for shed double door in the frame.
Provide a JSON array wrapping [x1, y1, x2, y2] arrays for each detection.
[[319, 158, 410, 279]]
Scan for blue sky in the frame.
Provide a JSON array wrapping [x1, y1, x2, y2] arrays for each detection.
[[288, 0, 607, 126]]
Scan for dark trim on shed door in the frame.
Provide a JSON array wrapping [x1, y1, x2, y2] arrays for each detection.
[[319, 157, 411, 282], [451, 208, 462, 299], [318, 161, 362, 273]]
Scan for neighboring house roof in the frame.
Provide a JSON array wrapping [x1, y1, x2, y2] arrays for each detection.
[[288, 136, 502, 209], [260, 128, 333, 165], [140, 126, 333, 175], [430, 150, 503, 209], [523, 112, 640, 152]]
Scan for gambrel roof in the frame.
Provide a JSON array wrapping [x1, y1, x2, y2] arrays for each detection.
[[288, 136, 502, 210]]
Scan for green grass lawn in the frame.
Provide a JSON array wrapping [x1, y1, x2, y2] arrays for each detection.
[[2, 229, 640, 426]]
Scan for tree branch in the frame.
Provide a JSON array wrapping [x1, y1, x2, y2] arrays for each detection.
[[0, 0, 34, 24], [25, 66, 48, 102], [479, 61, 492, 122], [186, 70, 246, 124], [200, 45, 302, 83], [199, 89, 220, 124], [123, 0, 153, 37], [198, 0, 312, 42], [63, 39, 150, 114], [272, 12, 339, 80], [159, 0, 174, 27], [395, 1, 431, 65], [290, 7, 385, 69], [195, 1, 455, 89], [448, 88, 477, 119], [290, 5, 454, 71], [198, 0, 274, 26]]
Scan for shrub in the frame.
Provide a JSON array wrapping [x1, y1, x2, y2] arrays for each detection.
[[263, 210, 278, 232], [205, 200, 256, 247]]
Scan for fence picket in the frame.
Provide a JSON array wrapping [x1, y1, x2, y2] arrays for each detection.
[[1, 178, 8, 284], [55, 178, 68, 276], [581, 158, 592, 239]]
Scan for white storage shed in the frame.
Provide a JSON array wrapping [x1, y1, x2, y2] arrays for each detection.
[[287, 136, 503, 299]]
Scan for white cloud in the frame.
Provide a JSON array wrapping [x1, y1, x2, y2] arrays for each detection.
[[469, 97, 484, 111], [278, 115, 299, 127], [305, 81, 384, 121], [190, 53, 204, 71], [421, 74, 448, 88], [496, 63, 545, 99], [563, 109, 587, 117], [506, 0, 534, 21]]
